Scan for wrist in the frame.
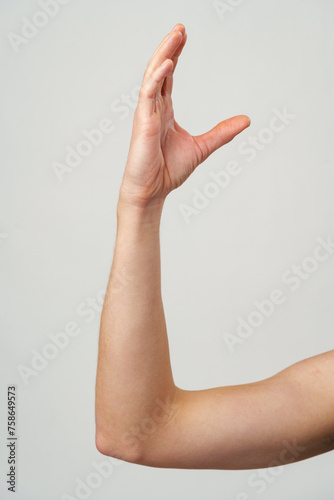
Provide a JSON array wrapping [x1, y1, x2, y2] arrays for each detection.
[[117, 194, 164, 229]]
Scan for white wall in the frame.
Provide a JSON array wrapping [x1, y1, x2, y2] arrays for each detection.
[[1, 1, 333, 499]]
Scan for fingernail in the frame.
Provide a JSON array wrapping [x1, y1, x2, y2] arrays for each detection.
[[171, 23, 184, 33]]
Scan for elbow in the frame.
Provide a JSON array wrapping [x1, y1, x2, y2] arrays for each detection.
[[95, 388, 183, 466], [95, 431, 113, 457], [95, 428, 145, 465]]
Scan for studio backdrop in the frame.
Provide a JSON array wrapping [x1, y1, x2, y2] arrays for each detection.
[[1, 1, 334, 499]]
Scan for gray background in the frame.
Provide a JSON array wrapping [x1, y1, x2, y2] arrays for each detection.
[[1, 0, 334, 498]]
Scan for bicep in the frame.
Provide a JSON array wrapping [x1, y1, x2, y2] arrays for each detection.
[[139, 350, 334, 470]]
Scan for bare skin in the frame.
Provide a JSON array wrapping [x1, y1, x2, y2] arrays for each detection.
[[95, 23, 334, 469]]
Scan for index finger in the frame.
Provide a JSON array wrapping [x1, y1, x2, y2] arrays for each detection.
[[152, 23, 186, 58]]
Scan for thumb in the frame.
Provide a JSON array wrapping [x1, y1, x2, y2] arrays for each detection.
[[193, 115, 251, 163]]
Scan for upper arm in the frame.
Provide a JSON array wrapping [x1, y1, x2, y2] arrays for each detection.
[[136, 350, 334, 469]]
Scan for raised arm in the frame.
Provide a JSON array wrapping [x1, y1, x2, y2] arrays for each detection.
[[94, 24, 334, 469]]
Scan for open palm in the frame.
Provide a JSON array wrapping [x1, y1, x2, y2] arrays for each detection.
[[120, 24, 250, 208]]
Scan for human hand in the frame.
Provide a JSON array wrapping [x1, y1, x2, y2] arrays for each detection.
[[119, 23, 250, 210]]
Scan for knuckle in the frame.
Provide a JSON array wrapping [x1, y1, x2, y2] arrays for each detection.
[[139, 86, 147, 98]]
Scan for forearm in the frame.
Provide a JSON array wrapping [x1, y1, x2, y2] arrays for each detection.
[[95, 196, 334, 470], [95, 196, 179, 461]]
